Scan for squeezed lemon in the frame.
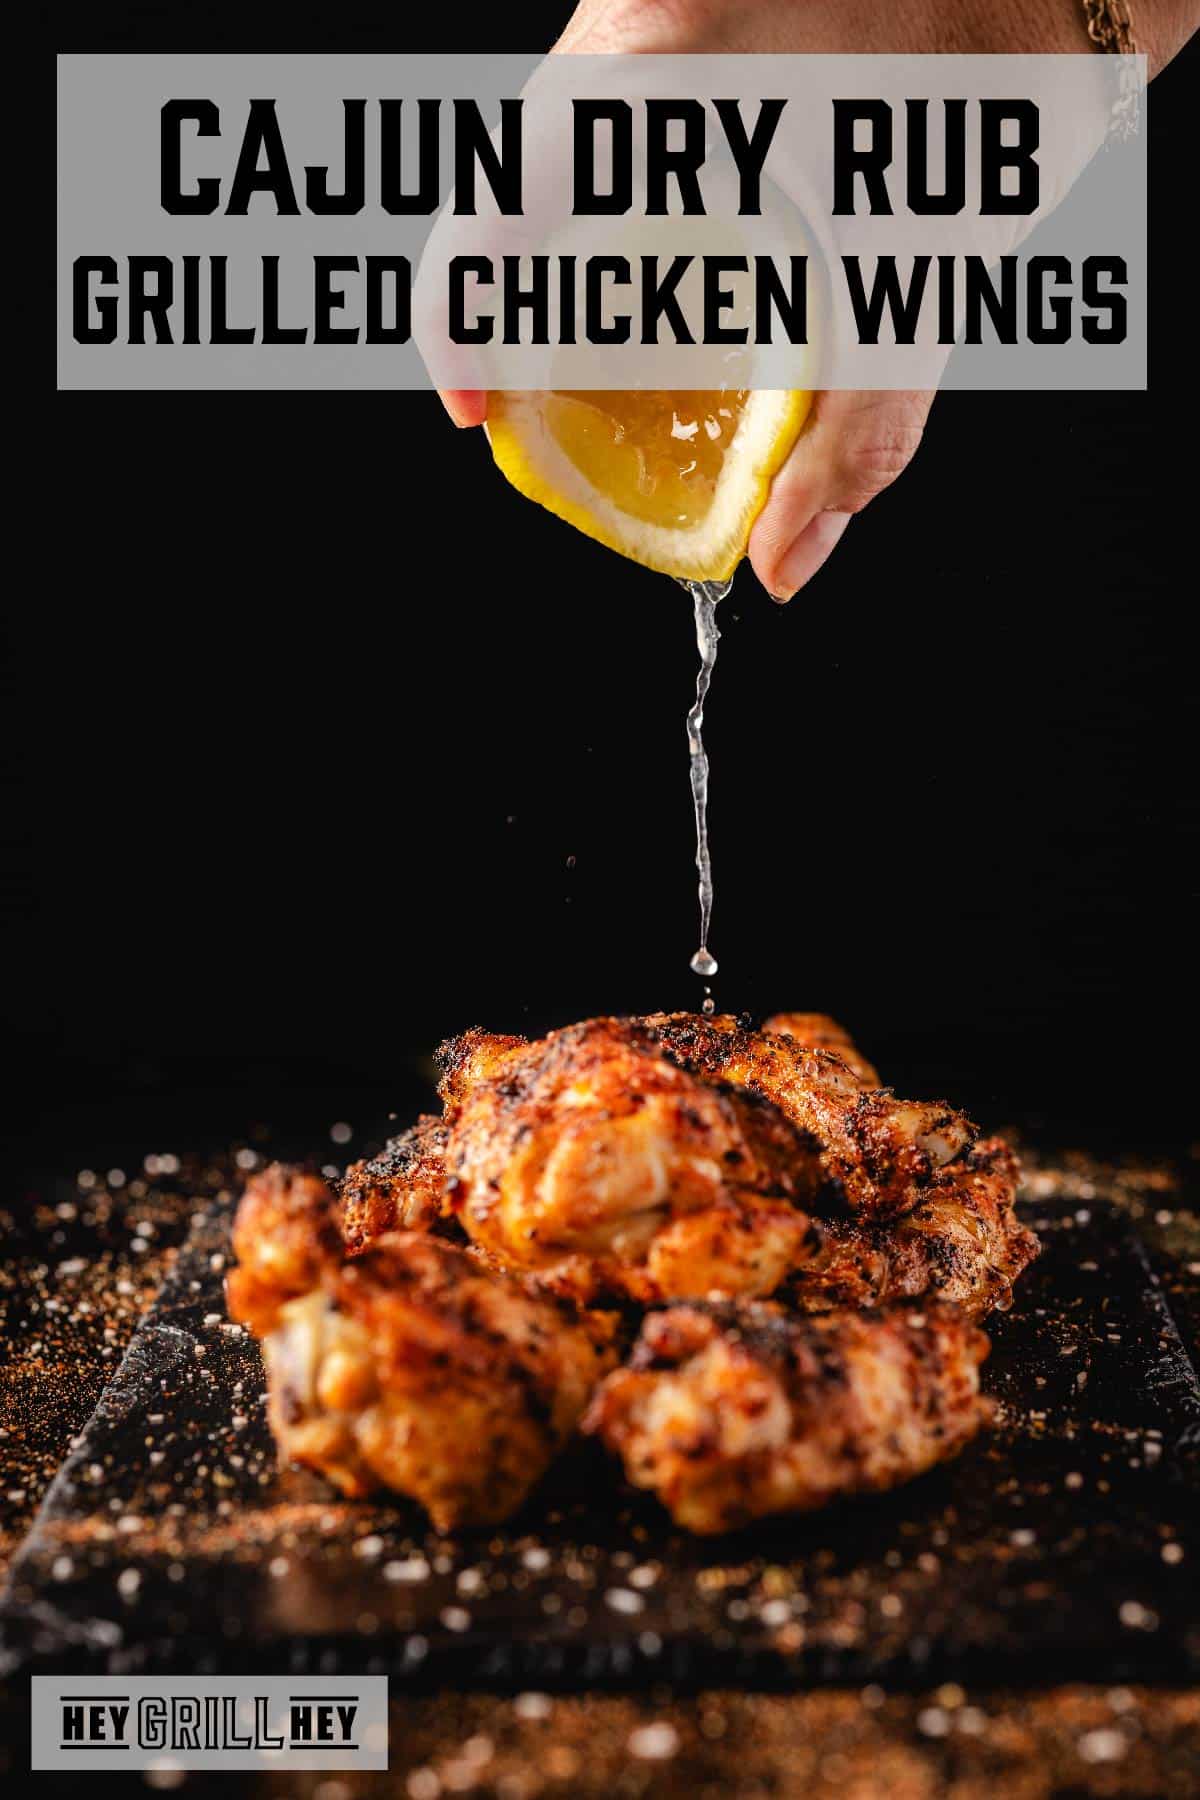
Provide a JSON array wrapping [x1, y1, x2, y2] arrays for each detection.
[[487, 387, 811, 581], [544, 391, 750, 530]]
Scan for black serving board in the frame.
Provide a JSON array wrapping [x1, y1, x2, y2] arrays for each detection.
[[2, 1195, 1197, 1687]]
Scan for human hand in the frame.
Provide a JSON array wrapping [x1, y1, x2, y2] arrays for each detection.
[[439, 0, 1187, 596]]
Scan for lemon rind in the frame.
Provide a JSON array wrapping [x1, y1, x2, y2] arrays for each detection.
[[486, 389, 812, 582]]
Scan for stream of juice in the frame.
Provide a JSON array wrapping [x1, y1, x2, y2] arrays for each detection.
[[681, 577, 733, 998]]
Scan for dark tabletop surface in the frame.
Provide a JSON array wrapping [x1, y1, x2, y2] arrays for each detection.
[[2, 1129, 1198, 1796]]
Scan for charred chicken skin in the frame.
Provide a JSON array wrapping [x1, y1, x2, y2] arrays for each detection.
[[761, 1012, 881, 1087], [228, 1015, 1036, 1534], [784, 1137, 1039, 1319], [437, 1017, 826, 1305], [340, 1114, 451, 1250], [329, 1014, 1026, 1316], [585, 1299, 991, 1534], [440, 1012, 977, 1228], [637, 1013, 975, 1219], [226, 1163, 616, 1531]]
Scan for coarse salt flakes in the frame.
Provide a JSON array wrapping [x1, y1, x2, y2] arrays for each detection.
[[1078, 1728, 1126, 1763], [1118, 1600, 1158, 1631], [439, 1606, 472, 1633], [628, 1722, 680, 1761], [605, 1587, 644, 1615], [513, 1693, 552, 1722], [521, 1546, 550, 1572], [917, 1708, 950, 1738], [385, 1557, 430, 1583]]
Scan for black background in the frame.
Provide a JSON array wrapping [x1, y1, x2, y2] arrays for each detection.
[[21, 17, 1196, 1181]]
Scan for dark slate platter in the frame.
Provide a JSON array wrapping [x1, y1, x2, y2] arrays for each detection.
[[2, 1196, 1197, 1687]]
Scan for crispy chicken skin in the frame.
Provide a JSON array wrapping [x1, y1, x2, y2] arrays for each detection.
[[784, 1138, 1040, 1319], [226, 1164, 616, 1531], [340, 1114, 451, 1250], [585, 1299, 991, 1534], [637, 1013, 975, 1219], [761, 1012, 881, 1087], [227, 1016, 1035, 1534], [437, 1017, 825, 1304], [227, 1163, 343, 1337]]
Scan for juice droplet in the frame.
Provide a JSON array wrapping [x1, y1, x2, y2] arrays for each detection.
[[702, 994, 716, 1015], [680, 577, 732, 984]]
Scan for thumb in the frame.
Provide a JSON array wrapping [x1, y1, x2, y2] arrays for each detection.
[[749, 390, 933, 600], [439, 389, 489, 429]]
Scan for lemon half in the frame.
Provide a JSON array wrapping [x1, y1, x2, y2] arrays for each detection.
[[487, 389, 812, 581]]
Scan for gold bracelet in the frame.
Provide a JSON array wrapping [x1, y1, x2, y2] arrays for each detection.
[[1086, 0, 1144, 53], [1083, 0, 1142, 140], [1082, 0, 1139, 54]]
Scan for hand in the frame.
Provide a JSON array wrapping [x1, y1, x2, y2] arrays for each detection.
[[440, 0, 1189, 597]]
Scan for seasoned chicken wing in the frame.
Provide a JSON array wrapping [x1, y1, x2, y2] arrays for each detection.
[[586, 1298, 991, 1534], [437, 1017, 825, 1304], [638, 1012, 975, 1218], [784, 1138, 1039, 1319], [226, 1164, 616, 1531], [226, 1161, 343, 1336], [762, 1012, 881, 1087], [340, 1114, 451, 1250]]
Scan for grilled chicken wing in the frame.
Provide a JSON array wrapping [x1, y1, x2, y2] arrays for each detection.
[[762, 1012, 881, 1087], [586, 1299, 990, 1534], [340, 1114, 451, 1250], [784, 1138, 1039, 1319], [226, 1164, 616, 1531], [638, 1013, 975, 1218], [437, 1017, 825, 1304]]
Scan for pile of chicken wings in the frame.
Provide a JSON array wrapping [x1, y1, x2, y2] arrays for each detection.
[[227, 1013, 1038, 1535]]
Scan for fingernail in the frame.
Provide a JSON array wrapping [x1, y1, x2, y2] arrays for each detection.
[[775, 537, 815, 598], [773, 511, 852, 598]]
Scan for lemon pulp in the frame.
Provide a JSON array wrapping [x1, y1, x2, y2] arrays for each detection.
[[486, 387, 811, 581], [544, 391, 750, 530]]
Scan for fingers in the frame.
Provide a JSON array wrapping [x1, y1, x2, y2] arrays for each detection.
[[765, 509, 852, 600], [439, 390, 489, 429], [749, 390, 933, 599]]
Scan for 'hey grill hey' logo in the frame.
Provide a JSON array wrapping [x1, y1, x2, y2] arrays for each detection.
[[33, 1678, 389, 1770]]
